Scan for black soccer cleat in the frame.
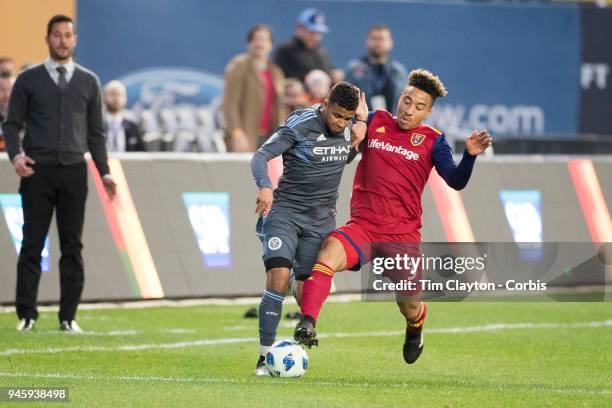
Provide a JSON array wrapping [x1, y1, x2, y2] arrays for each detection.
[[294, 316, 318, 348], [255, 355, 271, 376], [403, 330, 424, 364]]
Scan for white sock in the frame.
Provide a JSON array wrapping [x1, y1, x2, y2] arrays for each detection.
[[260, 345, 270, 357]]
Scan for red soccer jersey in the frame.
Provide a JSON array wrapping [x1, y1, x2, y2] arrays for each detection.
[[350, 110, 443, 234]]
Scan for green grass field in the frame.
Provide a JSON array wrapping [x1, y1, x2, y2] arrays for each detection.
[[1, 300, 611, 407]]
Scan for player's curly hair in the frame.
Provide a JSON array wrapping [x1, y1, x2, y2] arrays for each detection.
[[328, 81, 360, 111], [408, 69, 448, 103]]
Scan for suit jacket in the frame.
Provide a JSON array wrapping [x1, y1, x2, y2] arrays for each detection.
[[122, 118, 145, 152], [222, 53, 285, 151], [105, 117, 145, 152], [0, 112, 5, 151]]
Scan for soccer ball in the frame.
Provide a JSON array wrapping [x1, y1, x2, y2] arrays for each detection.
[[265, 339, 309, 377]]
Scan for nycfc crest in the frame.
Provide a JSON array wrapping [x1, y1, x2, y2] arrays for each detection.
[[268, 237, 283, 251], [411, 133, 425, 146]]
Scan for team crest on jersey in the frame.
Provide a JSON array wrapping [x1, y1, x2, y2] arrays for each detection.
[[344, 127, 350, 141], [268, 237, 283, 251], [411, 133, 426, 146]]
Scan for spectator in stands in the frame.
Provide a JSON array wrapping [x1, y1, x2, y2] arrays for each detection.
[[274, 8, 343, 84], [304, 69, 331, 105], [0, 56, 16, 76], [103, 80, 144, 152], [222, 24, 285, 152], [283, 78, 310, 114], [0, 71, 15, 151], [345, 25, 407, 114]]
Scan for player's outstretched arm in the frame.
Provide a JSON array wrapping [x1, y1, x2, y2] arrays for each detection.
[[432, 129, 493, 190]]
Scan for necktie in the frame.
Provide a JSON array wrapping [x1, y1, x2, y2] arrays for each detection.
[[56, 66, 67, 89]]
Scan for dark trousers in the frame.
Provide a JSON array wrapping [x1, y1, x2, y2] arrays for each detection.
[[15, 162, 88, 322]]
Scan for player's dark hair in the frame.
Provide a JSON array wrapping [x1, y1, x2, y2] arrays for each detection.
[[407, 69, 447, 104], [368, 24, 391, 35], [247, 24, 273, 44], [47, 14, 75, 36], [328, 81, 360, 111]]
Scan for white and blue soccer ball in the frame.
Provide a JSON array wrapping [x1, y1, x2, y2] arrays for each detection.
[[265, 339, 309, 377]]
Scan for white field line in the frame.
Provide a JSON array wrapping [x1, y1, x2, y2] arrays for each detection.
[[163, 328, 196, 334], [1, 320, 610, 357], [0, 294, 361, 314], [2, 284, 608, 314], [0, 370, 608, 396], [222, 325, 252, 331], [24, 329, 140, 337]]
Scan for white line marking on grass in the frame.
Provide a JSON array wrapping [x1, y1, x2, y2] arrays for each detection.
[[0, 294, 361, 314], [426, 320, 612, 333], [164, 329, 196, 334], [1, 320, 610, 357], [0, 337, 258, 356], [28, 329, 140, 337], [3, 285, 609, 314], [222, 325, 252, 331], [0, 371, 608, 396]]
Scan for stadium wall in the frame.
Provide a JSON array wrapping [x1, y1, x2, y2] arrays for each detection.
[[0, 155, 610, 303]]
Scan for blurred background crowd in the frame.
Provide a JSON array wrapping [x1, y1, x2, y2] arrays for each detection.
[[1, 0, 610, 154]]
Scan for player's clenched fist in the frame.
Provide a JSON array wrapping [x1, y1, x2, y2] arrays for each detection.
[[350, 91, 369, 150], [465, 130, 493, 156], [255, 187, 273, 217], [351, 122, 367, 150]]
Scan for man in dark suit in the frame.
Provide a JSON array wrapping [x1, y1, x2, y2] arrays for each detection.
[[2, 14, 116, 333], [103, 80, 145, 152]]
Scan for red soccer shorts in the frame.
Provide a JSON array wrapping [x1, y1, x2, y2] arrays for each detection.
[[330, 220, 423, 298], [330, 220, 421, 268]]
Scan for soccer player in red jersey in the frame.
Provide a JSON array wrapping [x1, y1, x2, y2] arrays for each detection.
[[294, 69, 493, 363]]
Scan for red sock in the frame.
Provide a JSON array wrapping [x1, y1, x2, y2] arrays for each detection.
[[300, 262, 334, 322], [406, 302, 427, 335]]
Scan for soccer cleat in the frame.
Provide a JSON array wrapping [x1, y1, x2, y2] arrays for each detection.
[[60, 320, 83, 333], [255, 355, 271, 377], [294, 316, 318, 348], [16, 318, 35, 332], [403, 330, 424, 364]]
